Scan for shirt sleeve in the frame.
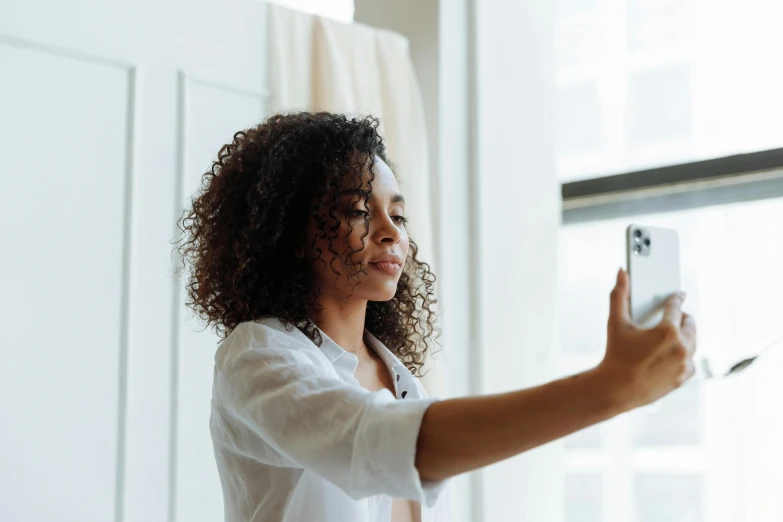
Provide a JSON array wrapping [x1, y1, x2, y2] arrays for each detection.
[[212, 334, 449, 507]]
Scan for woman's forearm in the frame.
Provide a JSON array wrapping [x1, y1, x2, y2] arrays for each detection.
[[414, 367, 624, 482]]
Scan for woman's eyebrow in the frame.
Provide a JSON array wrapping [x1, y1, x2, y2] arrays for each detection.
[[341, 189, 406, 205]]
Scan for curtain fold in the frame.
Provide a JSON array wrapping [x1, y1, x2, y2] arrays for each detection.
[[267, 4, 443, 397]]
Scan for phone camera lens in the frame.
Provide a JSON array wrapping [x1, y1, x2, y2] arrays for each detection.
[[644, 238, 651, 246], [634, 229, 642, 238], [633, 244, 642, 254]]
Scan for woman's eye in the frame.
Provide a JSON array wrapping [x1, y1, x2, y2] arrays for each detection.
[[348, 209, 407, 225]]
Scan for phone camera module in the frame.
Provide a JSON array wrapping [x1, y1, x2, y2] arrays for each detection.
[[631, 227, 651, 257]]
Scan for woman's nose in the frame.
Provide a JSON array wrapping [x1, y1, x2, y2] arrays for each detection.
[[374, 215, 401, 243]]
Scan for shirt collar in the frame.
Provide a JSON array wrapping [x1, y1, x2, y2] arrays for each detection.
[[308, 324, 349, 364], [261, 317, 417, 388], [313, 324, 406, 372], [364, 331, 409, 375], [365, 331, 428, 400], [257, 316, 349, 364]]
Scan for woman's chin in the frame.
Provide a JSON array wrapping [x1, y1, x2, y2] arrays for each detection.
[[363, 282, 399, 302]]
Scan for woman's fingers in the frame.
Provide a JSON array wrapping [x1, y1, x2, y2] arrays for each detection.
[[680, 312, 697, 357], [661, 292, 685, 329], [609, 269, 633, 329]]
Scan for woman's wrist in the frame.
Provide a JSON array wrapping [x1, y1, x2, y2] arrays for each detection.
[[581, 363, 634, 418]]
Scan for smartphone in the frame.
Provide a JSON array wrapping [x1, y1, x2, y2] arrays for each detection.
[[626, 225, 681, 328]]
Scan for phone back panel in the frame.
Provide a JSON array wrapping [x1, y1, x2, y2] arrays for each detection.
[[626, 225, 681, 328]]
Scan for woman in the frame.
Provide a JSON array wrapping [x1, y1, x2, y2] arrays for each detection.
[[176, 112, 697, 522]]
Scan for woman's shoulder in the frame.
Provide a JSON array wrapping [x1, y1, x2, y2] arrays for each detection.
[[215, 317, 319, 369]]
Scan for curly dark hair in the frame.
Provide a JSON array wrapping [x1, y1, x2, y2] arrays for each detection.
[[174, 112, 440, 377]]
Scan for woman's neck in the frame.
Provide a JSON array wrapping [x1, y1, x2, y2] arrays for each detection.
[[310, 297, 368, 356]]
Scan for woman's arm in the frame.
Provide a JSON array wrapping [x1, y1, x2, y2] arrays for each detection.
[[415, 366, 617, 481], [416, 269, 697, 482]]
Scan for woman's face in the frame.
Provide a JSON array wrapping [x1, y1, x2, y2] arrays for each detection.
[[304, 155, 409, 304]]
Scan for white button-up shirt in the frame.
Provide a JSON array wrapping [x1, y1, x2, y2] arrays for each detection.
[[210, 317, 453, 522]]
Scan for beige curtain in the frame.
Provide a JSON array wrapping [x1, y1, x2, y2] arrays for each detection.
[[267, 4, 444, 397]]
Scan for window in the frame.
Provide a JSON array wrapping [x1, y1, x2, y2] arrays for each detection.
[[554, 0, 783, 182], [555, 1, 783, 521]]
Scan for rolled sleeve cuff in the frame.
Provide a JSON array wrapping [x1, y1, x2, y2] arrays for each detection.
[[349, 391, 449, 507]]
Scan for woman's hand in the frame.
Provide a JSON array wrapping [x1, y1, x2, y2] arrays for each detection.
[[596, 268, 697, 413]]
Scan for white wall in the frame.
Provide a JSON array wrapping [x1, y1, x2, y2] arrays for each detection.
[[0, 1, 268, 521]]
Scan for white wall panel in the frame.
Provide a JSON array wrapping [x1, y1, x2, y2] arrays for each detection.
[[0, 1, 269, 521], [0, 40, 134, 522], [172, 73, 267, 522], [122, 64, 178, 522]]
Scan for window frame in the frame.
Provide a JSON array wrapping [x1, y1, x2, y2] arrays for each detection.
[[561, 148, 783, 224]]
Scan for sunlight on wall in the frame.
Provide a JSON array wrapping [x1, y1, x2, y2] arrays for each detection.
[[268, 0, 354, 22]]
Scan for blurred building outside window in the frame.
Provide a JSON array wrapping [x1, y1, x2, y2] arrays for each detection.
[[555, 0, 783, 182]]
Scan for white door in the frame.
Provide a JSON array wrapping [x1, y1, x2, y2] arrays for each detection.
[[0, 2, 269, 521]]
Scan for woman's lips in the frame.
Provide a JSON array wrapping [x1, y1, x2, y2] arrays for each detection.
[[369, 261, 401, 275]]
